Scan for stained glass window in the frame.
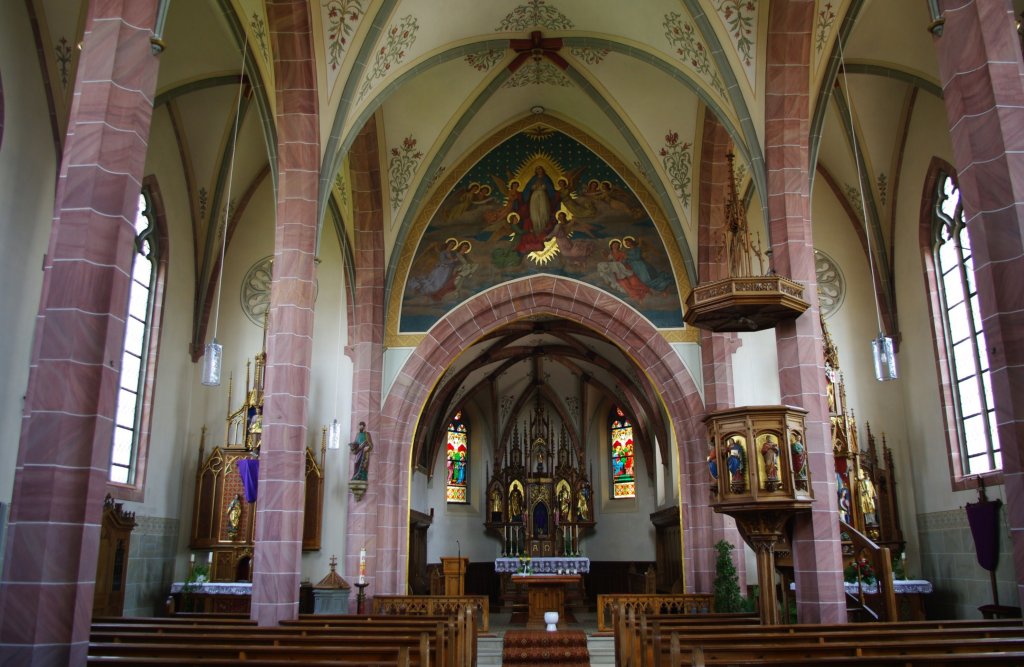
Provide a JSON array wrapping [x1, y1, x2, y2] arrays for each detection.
[[610, 406, 635, 498], [931, 173, 1000, 476], [446, 410, 468, 503], [110, 191, 159, 484]]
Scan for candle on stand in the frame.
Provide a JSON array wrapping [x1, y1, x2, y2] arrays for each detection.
[[190, 553, 195, 564], [359, 546, 367, 584], [208, 551, 213, 564]]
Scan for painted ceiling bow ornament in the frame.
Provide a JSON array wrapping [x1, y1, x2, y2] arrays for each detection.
[[508, 31, 568, 72]]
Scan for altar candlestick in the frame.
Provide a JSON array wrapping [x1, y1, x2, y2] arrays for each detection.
[[208, 551, 213, 564], [190, 553, 195, 564], [359, 546, 367, 584]]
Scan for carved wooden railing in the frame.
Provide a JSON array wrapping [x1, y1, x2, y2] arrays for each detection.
[[596, 593, 715, 631], [841, 520, 897, 621], [371, 594, 489, 632]]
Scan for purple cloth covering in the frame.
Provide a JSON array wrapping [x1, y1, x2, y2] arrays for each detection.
[[238, 459, 259, 503], [966, 498, 1002, 571]]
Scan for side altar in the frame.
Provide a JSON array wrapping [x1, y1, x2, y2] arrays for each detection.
[[188, 343, 326, 583]]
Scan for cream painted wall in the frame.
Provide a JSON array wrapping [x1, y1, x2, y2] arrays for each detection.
[[0, 2, 58, 502]]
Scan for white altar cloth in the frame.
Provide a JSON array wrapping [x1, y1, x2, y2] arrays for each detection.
[[495, 556, 590, 574]]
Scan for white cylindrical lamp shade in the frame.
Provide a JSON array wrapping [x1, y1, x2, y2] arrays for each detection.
[[201, 339, 223, 386], [872, 333, 898, 382], [327, 419, 342, 450]]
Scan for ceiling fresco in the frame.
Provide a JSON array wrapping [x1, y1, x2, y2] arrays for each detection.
[[400, 124, 684, 332]]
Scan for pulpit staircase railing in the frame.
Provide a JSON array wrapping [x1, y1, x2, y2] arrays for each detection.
[[841, 520, 897, 622]]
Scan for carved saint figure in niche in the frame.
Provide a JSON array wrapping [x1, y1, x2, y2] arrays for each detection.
[[558, 485, 571, 521], [725, 438, 746, 493], [760, 436, 781, 491], [706, 442, 718, 481], [577, 483, 590, 520], [509, 486, 524, 522], [349, 421, 373, 482], [857, 469, 878, 524], [790, 432, 807, 490], [227, 494, 242, 539]]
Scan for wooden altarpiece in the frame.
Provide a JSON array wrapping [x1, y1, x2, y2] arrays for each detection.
[[485, 401, 595, 558], [190, 351, 327, 582]]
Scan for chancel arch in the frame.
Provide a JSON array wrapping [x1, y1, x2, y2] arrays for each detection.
[[370, 275, 709, 596]]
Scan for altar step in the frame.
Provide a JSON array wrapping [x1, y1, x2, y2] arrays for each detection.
[[477, 634, 616, 666]]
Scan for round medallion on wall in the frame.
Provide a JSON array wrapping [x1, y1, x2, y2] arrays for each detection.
[[814, 249, 845, 319], [241, 256, 274, 326], [241, 256, 320, 326]]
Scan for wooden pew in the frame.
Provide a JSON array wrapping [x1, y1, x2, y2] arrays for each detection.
[[642, 621, 1024, 666], [90, 607, 475, 667], [90, 626, 446, 666], [88, 641, 422, 666], [614, 604, 1024, 667]]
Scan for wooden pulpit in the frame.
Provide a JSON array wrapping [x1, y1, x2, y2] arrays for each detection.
[[441, 556, 468, 595]]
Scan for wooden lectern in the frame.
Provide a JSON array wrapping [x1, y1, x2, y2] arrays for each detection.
[[441, 557, 468, 595]]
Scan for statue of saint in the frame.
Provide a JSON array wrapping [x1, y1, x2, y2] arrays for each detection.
[[577, 484, 590, 521], [558, 486, 571, 520], [857, 469, 878, 524], [760, 436, 781, 490], [349, 421, 373, 482], [509, 486, 524, 522], [226, 494, 242, 539]]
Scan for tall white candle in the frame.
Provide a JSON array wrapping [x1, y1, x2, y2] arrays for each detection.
[[190, 553, 195, 564], [359, 546, 367, 584], [208, 551, 213, 564]]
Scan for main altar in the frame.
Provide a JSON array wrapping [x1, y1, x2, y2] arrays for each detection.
[[485, 398, 595, 612]]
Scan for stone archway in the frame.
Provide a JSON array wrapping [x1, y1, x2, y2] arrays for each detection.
[[367, 276, 709, 595]]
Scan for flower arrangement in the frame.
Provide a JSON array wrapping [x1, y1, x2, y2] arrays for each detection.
[[844, 558, 876, 585]]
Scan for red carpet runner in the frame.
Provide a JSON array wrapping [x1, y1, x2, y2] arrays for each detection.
[[502, 629, 590, 666]]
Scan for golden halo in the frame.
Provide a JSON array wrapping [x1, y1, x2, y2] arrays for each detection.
[[459, 240, 473, 253], [608, 238, 621, 249], [445, 237, 458, 247]]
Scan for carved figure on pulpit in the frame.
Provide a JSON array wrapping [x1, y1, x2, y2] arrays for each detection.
[[707, 442, 718, 480], [725, 437, 746, 492], [760, 435, 781, 491], [790, 432, 807, 488]]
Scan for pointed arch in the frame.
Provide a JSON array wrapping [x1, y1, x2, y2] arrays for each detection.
[[371, 276, 708, 595]]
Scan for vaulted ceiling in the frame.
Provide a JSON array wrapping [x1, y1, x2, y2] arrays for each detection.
[[25, 0, 1004, 458]]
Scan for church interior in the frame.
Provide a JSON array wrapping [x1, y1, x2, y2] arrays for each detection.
[[3, 0, 1024, 663]]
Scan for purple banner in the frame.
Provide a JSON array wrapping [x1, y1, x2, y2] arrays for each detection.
[[965, 498, 1002, 572], [238, 459, 259, 503]]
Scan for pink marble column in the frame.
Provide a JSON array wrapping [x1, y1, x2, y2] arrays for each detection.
[[0, 2, 160, 663], [932, 0, 1024, 607], [693, 113, 745, 592], [250, 0, 320, 626], [765, 0, 845, 622], [345, 117, 389, 596]]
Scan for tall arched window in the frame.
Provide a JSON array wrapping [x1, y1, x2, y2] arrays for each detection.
[[446, 410, 468, 503], [610, 406, 635, 499], [925, 168, 1000, 480], [110, 183, 167, 497]]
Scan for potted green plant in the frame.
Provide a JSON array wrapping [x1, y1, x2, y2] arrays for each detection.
[[713, 540, 745, 613]]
